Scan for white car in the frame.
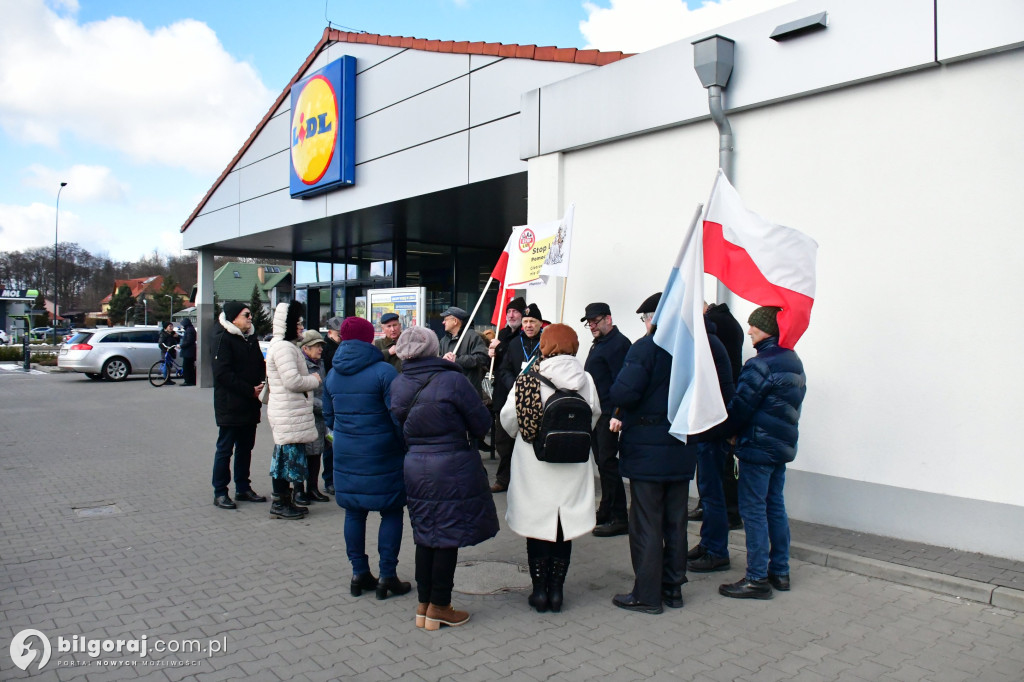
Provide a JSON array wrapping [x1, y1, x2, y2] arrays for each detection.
[[0, 329, 8, 345]]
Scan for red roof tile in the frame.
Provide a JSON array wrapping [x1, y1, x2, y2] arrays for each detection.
[[181, 27, 632, 234]]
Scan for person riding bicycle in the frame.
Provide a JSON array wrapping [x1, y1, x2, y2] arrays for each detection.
[[158, 321, 180, 385]]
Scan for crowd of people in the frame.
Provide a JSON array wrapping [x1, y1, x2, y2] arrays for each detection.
[[207, 293, 806, 628]]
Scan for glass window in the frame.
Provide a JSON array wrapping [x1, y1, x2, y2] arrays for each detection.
[[99, 333, 123, 343], [233, 271, 240, 278], [68, 332, 93, 344], [295, 261, 317, 285]]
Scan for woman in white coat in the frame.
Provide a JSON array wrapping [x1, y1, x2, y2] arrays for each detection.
[[265, 300, 321, 520], [500, 323, 601, 613]]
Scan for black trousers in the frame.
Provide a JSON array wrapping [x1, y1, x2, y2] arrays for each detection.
[[628, 479, 689, 606], [415, 546, 459, 605], [494, 421, 514, 488], [183, 357, 196, 384], [594, 414, 627, 522]]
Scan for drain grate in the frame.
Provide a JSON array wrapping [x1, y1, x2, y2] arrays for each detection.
[[454, 560, 532, 595], [73, 504, 121, 518]]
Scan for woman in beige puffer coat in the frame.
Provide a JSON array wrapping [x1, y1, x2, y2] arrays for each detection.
[[265, 300, 321, 519]]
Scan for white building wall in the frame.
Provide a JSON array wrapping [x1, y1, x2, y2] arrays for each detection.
[[528, 47, 1024, 559]]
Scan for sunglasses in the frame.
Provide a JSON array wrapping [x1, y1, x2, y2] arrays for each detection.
[[241, 312, 252, 318]]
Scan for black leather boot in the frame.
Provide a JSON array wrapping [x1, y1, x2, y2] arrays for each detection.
[[350, 572, 379, 597], [269, 490, 304, 520], [293, 482, 310, 506], [527, 552, 550, 613], [375, 576, 412, 600], [547, 557, 570, 613]]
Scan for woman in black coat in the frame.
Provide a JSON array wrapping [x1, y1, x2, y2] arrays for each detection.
[[389, 326, 498, 632], [179, 318, 197, 385]]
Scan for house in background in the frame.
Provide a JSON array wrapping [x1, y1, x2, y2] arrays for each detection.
[[99, 275, 189, 323], [189, 262, 293, 316]]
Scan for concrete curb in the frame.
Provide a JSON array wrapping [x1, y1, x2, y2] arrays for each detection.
[[719, 531, 1024, 613]]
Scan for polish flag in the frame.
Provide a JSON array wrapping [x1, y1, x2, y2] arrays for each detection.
[[490, 232, 516, 326], [702, 170, 818, 349]]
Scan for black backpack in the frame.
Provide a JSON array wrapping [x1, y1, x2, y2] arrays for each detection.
[[532, 373, 593, 464]]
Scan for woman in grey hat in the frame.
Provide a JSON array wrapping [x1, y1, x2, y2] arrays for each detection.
[[389, 326, 499, 631]]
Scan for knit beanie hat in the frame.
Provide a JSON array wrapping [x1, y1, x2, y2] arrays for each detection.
[[506, 297, 527, 314], [748, 306, 781, 336], [395, 326, 439, 360], [539, 323, 579, 358], [522, 302, 543, 321], [223, 301, 247, 322], [340, 316, 375, 344]]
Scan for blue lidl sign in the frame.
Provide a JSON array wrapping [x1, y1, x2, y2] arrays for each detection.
[[289, 56, 356, 198]]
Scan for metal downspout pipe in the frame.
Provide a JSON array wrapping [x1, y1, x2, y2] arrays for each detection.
[[708, 84, 733, 302]]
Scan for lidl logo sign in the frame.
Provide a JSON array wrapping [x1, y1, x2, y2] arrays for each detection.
[[289, 56, 356, 198]]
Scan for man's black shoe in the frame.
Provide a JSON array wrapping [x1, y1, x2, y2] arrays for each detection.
[[688, 554, 730, 573], [768, 574, 790, 591], [308, 489, 330, 503], [686, 544, 707, 561], [595, 509, 610, 525], [661, 585, 683, 609], [687, 506, 703, 521], [592, 521, 628, 537], [613, 593, 663, 614], [325, 485, 335, 495], [235, 490, 267, 503], [294, 490, 310, 505], [719, 578, 773, 600], [213, 495, 236, 510]]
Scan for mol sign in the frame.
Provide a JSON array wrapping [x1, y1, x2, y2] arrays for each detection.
[[289, 56, 356, 198]]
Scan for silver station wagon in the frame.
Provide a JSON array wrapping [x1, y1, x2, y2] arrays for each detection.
[[58, 327, 163, 381]]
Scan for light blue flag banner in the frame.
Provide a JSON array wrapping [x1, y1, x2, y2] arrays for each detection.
[[652, 204, 727, 443]]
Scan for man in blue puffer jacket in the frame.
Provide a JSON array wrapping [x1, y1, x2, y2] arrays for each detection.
[[719, 306, 806, 600], [324, 317, 411, 600]]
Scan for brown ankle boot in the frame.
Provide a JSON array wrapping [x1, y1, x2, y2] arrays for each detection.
[[424, 603, 469, 631], [415, 602, 428, 628]]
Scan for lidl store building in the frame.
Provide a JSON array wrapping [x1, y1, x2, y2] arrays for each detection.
[[182, 0, 1024, 560]]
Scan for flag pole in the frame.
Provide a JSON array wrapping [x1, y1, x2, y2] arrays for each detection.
[[452, 276, 494, 355], [558, 277, 568, 324], [486, 279, 507, 379], [652, 203, 704, 323]]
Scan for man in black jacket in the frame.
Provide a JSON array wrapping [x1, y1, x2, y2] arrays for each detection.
[[211, 301, 267, 510], [179, 318, 197, 385], [487, 297, 525, 492], [582, 302, 633, 537]]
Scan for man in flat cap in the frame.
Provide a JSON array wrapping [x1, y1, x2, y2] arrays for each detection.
[[374, 312, 404, 372], [438, 305, 490, 396], [582, 302, 633, 537], [719, 306, 806, 600]]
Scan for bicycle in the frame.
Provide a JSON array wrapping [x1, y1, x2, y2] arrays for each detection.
[[149, 347, 183, 387]]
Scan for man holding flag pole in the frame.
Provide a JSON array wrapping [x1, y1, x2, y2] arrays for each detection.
[[651, 171, 815, 600]]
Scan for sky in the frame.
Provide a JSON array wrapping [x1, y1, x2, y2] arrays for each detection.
[[0, 0, 792, 262]]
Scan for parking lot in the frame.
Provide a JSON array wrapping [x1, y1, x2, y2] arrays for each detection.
[[2, 370, 1024, 681]]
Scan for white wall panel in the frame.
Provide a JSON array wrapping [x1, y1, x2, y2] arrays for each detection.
[[238, 111, 289, 168], [239, 189, 327, 237], [199, 170, 239, 214], [355, 78, 468, 163], [469, 115, 527, 183], [355, 50, 469, 118], [326, 42, 403, 73], [239, 150, 288, 202], [937, 0, 1024, 61], [470, 54, 501, 71], [535, 0, 937, 156], [182, 206, 239, 249], [325, 133, 469, 217], [470, 59, 592, 127]]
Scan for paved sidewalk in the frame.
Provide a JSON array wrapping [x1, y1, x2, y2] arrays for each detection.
[[2, 370, 1024, 681]]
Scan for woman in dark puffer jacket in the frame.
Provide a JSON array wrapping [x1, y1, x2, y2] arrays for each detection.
[[389, 326, 498, 632]]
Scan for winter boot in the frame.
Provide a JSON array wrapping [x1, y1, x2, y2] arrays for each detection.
[[424, 603, 470, 631], [547, 557, 570, 613], [269, 490, 304, 520], [293, 482, 310, 506], [527, 553, 551, 613]]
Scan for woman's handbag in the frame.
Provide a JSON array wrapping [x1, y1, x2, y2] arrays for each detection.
[[258, 382, 270, 405]]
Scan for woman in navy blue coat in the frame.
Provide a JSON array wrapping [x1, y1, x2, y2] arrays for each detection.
[[323, 317, 410, 601], [389, 326, 498, 631]]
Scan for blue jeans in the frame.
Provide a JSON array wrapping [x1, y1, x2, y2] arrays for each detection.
[[344, 507, 404, 578], [737, 460, 790, 581], [696, 442, 729, 559], [212, 425, 256, 497]]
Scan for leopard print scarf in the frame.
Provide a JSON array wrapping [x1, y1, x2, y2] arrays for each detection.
[[514, 371, 544, 443]]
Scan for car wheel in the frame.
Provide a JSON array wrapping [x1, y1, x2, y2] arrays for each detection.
[[85, 373, 103, 380], [101, 357, 130, 381]]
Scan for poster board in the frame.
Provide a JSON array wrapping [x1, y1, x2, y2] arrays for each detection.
[[366, 287, 424, 339]]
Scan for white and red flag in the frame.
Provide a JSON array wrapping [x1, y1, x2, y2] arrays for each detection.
[[702, 170, 818, 349], [489, 232, 516, 326]]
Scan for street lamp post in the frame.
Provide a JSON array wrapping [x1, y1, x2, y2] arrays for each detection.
[[53, 181, 67, 346], [124, 306, 135, 326], [164, 294, 174, 324], [143, 299, 148, 326]]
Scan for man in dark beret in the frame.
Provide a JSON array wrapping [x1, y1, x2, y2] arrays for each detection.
[[374, 312, 404, 372]]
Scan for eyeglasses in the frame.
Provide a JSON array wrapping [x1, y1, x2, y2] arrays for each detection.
[[584, 315, 606, 328], [242, 312, 252, 318], [638, 313, 653, 323]]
